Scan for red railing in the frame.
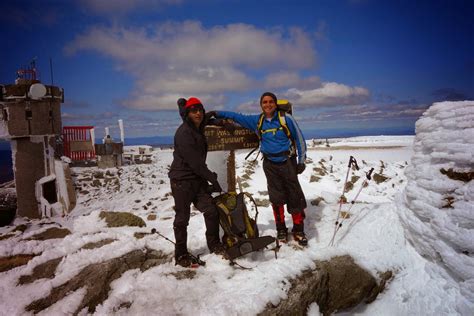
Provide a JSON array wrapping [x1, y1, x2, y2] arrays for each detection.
[[62, 126, 95, 161]]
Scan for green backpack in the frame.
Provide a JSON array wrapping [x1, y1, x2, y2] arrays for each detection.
[[214, 192, 276, 260]]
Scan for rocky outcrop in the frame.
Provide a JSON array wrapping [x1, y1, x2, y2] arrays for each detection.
[[0, 253, 39, 273], [260, 255, 392, 315], [25, 227, 71, 241], [25, 248, 170, 315], [99, 211, 146, 228], [18, 257, 63, 285]]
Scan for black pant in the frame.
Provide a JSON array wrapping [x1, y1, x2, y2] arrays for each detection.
[[170, 178, 220, 259], [263, 157, 307, 213]]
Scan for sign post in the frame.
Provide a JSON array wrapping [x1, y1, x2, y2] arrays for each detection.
[[205, 126, 259, 192]]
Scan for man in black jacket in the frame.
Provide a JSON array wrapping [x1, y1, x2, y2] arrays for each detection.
[[168, 97, 225, 267]]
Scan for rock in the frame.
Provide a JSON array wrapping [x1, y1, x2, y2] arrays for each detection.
[[18, 257, 63, 285], [310, 197, 325, 206], [255, 198, 270, 207], [440, 168, 474, 182], [25, 248, 170, 314], [169, 270, 197, 280], [25, 227, 71, 241], [373, 173, 389, 184], [0, 187, 16, 227], [147, 214, 157, 221], [99, 211, 146, 228], [134, 232, 148, 239], [260, 255, 391, 316], [0, 254, 38, 273], [0, 233, 16, 240], [12, 224, 28, 233], [81, 239, 116, 250], [310, 175, 321, 183]]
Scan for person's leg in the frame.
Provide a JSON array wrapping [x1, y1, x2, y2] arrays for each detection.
[[285, 158, 308, 246], [171, 180, 193, 260], [263, 159, 289, 240], [194, 183, 222, 252], [272, 203, 288, 242]]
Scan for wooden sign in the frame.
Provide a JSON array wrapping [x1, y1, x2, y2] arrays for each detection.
[[204, 126, 259, 152]]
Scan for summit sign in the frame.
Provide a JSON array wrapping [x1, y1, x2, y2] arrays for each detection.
[[204, 126, 259, 151]]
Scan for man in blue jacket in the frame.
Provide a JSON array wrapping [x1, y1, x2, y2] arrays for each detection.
[[210, 92, 308, 246]]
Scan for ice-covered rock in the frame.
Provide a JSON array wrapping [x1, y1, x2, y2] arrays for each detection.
[[398, 101, 474, 310]]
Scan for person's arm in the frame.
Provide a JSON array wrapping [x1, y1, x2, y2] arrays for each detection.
[[215, 111, 260, 132], [175, 129, 217, 183], [286, 114, 307, 165]]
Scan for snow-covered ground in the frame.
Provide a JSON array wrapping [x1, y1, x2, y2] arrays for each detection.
[[0, 101, 472, 315]]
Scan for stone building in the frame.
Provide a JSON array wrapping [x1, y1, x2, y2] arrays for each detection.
[[0, 65, 76, 219]]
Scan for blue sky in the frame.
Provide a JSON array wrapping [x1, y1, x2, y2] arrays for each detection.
[[1, 0, 473, 139]]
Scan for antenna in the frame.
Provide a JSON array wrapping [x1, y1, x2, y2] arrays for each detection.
[[49, 57, 54, 86]]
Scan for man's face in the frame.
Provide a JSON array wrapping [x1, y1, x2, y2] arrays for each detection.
[[188, 107, 203, 126], [261, 96, 277, 118]]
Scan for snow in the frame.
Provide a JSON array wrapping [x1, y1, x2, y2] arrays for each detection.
[[0, 101, 473, 315], [398, 101, 474, 313]]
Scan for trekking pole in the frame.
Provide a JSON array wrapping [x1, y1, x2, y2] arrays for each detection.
[[150, 228, 206, 266], [328, 167, 374, 246], [328, 156, 359, 245]]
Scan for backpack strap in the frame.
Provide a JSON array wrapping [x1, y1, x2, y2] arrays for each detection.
[[253, 111, 296, 160]]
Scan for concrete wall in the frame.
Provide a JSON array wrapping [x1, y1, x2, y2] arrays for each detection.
[[13, 138, 45, 218]]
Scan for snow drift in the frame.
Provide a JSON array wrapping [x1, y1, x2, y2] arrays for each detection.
[[398, 101, 474, 310]]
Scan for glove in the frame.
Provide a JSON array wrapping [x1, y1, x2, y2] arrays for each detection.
[[209, 180, 223, 193], [296, 163, 306, 174], [208, 172, 223, 193], [206, 111, 217, 119]]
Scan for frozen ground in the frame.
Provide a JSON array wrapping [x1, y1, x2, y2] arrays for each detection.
[[0, 102, 472, 315]]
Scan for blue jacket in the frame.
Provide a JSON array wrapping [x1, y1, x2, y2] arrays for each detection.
[[217, 111, 307, 164]]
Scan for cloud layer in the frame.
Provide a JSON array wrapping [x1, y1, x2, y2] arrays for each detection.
[[64, 21, 326, 110]]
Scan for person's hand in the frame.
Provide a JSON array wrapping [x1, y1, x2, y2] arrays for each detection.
[[296, 163, 306, 174], [222, 121, 236, 133], [210, 180, 223, 193], [206, 111, 217, 119], [209, 172, 222, 192]]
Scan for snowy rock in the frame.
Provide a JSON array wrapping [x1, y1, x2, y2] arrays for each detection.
[[24, 227, 71, 241], [398, 101, 474, 308], [99, 211, 146, 228], [24, 248, 170, 314], [0, 253, 38, 273], [261, 255, 391, 316]]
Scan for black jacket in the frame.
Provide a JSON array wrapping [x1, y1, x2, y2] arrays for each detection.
[[168, 119, 216, 183]]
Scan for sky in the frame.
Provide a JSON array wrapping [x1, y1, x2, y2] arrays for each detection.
[[1, 0, 473, 140]]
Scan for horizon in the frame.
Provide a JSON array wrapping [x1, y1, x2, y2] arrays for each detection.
[[1, 1, 472, 139]]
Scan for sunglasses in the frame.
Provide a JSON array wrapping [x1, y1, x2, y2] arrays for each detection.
[[189, 108, 203, 114]]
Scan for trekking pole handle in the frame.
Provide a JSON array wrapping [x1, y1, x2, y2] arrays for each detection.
[[349, 156, 359, 170], [151, 228, 176, 245], [366, 168, 374, 180]]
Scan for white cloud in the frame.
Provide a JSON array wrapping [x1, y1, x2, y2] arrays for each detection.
[[64, 21, 317, 111], [285, 82, 370, 108], [235, 81, 370, 112]]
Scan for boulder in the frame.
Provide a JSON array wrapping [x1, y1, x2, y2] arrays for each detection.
[[260, 255, 392, 316], [99, 211, 146, 228]]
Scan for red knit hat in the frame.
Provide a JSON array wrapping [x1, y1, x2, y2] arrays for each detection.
[[185, 97, 203, 109]]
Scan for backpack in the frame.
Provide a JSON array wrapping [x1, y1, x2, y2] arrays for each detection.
[[214, 192, 276, 260]]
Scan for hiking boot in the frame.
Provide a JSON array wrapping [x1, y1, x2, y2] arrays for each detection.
[[277, 228, 288, 243], [175, 254, 200, 268], [292, 231, 308, 246]]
